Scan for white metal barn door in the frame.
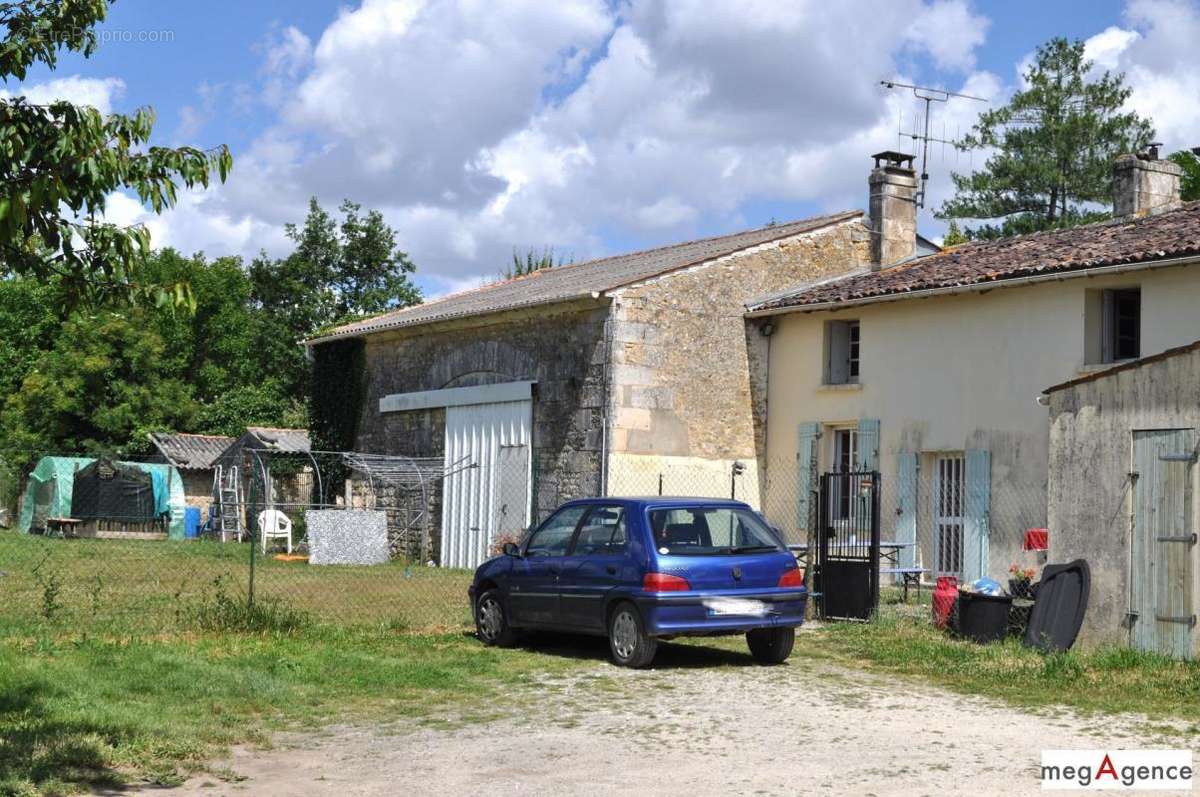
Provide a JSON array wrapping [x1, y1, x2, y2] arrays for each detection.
[[441, 400, 532, 569]]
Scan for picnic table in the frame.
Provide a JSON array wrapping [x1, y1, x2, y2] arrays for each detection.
[[44, 517, 83, 537], [789, 541, 929, 602]]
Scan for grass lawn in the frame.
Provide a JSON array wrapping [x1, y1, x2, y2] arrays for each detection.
[[0, 629, 593, 797], [5, 530, 1200, 794], [0, 531, 473, 634], [794, 611, 1200, 725]]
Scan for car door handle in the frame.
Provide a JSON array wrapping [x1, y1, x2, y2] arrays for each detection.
[[605, 565, 617, 575]]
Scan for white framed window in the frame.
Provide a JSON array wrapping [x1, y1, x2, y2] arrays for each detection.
[[824, 320, 861, 384]]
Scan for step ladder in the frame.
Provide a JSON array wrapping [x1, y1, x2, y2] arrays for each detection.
[[213, 465, 243, 543]]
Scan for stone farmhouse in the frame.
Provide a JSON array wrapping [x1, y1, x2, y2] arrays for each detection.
[[748, 152, 1200, 594], [307, 207, 908, 567]]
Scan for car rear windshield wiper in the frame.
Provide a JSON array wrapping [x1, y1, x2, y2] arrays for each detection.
[[727, 545, 779, 554]]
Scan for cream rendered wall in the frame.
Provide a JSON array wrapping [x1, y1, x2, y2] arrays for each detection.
[[764, 262, 1200, 577]]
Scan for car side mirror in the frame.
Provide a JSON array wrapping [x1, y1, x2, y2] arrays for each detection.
[[502, 541, 521, 557]]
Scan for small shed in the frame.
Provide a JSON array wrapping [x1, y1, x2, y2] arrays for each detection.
[[16, 456, 188, 538], [71, 458, 162, 536], [1045, 340, 1200, 658], [211, 428, 314, 536], [147, 432, 235, 511]]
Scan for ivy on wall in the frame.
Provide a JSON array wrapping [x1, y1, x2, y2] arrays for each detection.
[[308, 338, 366, 503]]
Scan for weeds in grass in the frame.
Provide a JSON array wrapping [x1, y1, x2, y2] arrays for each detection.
[[184, 575, 309, 634], [30, 552, 62, 621]]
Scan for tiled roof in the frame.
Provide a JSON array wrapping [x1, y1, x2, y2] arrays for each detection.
[[1044, 339, 1200, 394], [147, 432, 235, 470], [245, 427, 311, 453], [751, 202, 1200, 312], [309, 211, 863, 343]]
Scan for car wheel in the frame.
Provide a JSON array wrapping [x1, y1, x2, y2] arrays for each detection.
[[746, 627, 795, 665], [608, 602, 657, 668], [475, 589, 517, 647]]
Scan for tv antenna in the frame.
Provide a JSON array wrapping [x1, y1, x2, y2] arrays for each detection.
[[880, 80, 986, 207]]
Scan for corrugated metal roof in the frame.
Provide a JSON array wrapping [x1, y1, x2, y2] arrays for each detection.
[[245, 427, 311, 453], [752, 202, 1200, 312], [147, 432, 235, 470], [308, 211, 863, 343]]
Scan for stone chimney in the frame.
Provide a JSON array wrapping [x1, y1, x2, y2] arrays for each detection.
[[1113, 145, 1182, 218], [868, 151, 918, 270]]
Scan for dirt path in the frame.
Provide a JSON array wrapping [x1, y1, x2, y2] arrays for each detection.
[[131, 637, 1196, 797]]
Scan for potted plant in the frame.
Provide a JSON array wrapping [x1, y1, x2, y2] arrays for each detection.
[[1008, 564, 1037, 599]]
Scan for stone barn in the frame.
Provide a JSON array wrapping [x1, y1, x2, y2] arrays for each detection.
[[307, 212, 872, 568], [1045, 340, 1200, 657]]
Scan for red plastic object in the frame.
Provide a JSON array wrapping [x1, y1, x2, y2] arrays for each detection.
[[932, 576, 958, 629], [1024, 528, 1049, 551]]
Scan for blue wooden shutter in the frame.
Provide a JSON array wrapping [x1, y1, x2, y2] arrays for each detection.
[[856, 418, 880, 472], [963, 449, 991, 583], [797, 423, 821, 535], [896, 452, 918, 570]]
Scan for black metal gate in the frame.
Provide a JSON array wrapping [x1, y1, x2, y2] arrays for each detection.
[[816, 470, 881, 621]]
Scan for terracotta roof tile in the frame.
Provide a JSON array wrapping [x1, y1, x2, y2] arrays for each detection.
[[752, 202, 1200, 312]]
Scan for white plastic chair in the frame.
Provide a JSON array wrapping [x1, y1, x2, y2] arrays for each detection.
[[257, 508, 293, 554]]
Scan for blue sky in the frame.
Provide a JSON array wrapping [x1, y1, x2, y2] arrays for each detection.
[[18, 0, 1200, 297]]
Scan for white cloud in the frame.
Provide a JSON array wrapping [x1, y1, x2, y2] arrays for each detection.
[[905, 0, 990, 72], [1095, 0, 1200, 152], [1, 76, 125, 113], [144, 0, 999, 281]]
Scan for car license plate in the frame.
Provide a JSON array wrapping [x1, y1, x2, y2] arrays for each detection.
[[705, 598, 767, 617]]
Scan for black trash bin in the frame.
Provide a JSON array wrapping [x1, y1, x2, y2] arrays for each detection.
[[956, 590, 1014, 643]]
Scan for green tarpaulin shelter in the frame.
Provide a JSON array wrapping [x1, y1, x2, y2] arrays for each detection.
[[17, 456, 187, 538]]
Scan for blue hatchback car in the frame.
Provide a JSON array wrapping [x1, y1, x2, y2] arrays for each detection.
[[468, 497, 807, 667]]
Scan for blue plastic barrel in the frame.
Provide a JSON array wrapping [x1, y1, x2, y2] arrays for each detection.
[[184, 506, 202, 538]]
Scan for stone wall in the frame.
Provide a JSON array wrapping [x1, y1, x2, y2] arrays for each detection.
[[607, 218, 869, 468], [1048, 346, 1200, 649], [356, 301, 610, 527]]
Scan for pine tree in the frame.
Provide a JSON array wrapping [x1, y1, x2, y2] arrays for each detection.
[[939, 38, 1153, 240]]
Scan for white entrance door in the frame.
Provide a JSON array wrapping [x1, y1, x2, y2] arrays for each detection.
[[441, 400, 532, 568]]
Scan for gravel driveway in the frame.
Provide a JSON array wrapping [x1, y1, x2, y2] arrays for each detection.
[[134, 634, 1197, 797]]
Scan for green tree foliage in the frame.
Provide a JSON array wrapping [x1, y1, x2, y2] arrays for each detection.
[[0, 311, 197, 469], [0, 197, 419, 470], [501, 245, 571, 280], [941, 221, 969, 247], [250, 198, 421, 400], [1168, 150, 1200, 202], [939, 38, 1154, 240], [0, 1, 232, 310]]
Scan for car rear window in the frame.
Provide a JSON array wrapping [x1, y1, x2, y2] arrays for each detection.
[[647, 506, 783, 556]]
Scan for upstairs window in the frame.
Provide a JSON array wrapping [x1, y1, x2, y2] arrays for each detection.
[[825, 320, 861, 384], [1102, 288, 1140, 362]]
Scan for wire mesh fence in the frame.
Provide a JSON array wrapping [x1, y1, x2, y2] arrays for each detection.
[[0, 451, 1051, 638]]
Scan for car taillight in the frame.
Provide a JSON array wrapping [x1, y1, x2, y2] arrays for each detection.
[[778, 568, 804, 588], [643, 572, 690, 592]]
